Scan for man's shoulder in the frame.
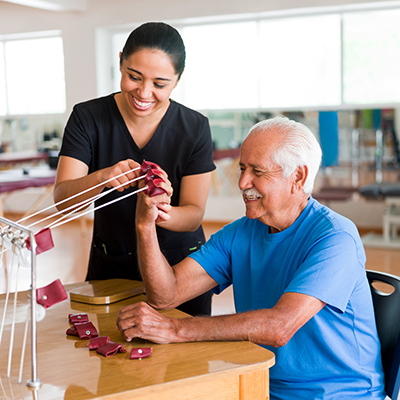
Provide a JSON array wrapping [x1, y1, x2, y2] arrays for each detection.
[[306, 198, 360, 239], [214, 217, 262, 241]]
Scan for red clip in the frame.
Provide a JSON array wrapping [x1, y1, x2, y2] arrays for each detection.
[[144, 170, 164, 186], [140, 160, 162, 175], [36, 279, 68, 309], [140, 160, 167, 197], [96, 342, 127, 357], [89, 336, 110, 350], [66, 321, 98, 340], [145, 170, 166, 197], [130, 347, 153, 359], [69, 313, 89, 324], [26, 227, 54, 255], [145, 178, 167, 197]]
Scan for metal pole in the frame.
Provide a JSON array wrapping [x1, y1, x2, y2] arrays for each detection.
[[0, 216, 41, 388]]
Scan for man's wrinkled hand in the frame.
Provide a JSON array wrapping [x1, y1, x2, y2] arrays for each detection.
[[116, 302, 178, 344]]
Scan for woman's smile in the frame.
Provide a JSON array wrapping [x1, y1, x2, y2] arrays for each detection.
[[132, 95, 154, 111]]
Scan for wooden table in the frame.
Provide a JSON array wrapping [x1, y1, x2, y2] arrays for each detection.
[[0, 283, 275, 400]]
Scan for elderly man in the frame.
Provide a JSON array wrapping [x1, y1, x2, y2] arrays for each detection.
[[117, 116, 385, 399]]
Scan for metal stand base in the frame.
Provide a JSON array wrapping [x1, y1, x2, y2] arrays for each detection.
[[27, 379, 41, 388]]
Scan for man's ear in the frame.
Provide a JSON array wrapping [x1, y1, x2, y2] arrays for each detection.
[[292, 165, 308, 193]]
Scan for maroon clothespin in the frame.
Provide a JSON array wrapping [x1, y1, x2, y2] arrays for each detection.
[[144, 170, 164, 187], [140, 160, 167, 197], [96, 342, 127, 357], [26, 227, 54, 255], [145, 175, 167, 197], [69, 313, 89, 325], [66, 321, 98, 340], [36, 279, 68, 309], [140, 160, 162, 175], [130, 347, 153, 360], [89, 336, 110, 350]]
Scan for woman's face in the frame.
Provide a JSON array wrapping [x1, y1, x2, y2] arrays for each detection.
[[119, 48, 179, 119]]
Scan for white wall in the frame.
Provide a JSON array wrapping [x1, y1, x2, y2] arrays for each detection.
[[0, 0, 397, 120]]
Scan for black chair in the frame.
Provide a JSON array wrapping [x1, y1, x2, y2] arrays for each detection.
[[367, 270, 400, 399]]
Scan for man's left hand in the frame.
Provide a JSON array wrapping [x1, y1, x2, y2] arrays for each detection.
[[116, 301, 178, 344]]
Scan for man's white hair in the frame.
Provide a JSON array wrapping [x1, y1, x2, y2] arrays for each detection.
[[247, 116, 322, 194]]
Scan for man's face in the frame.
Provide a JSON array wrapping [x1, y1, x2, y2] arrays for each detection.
[[238, 130, 297, 233]]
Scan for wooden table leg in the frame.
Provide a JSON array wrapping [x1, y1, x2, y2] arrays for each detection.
[[239, 369, 270, 400]]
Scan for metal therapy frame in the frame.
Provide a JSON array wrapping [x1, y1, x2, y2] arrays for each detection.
[[0, 215, 41, 388]]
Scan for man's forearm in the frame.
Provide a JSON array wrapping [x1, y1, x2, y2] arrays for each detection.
[[170, 309, 285, 346], [172, 295, 322, 348], [118, 293, 323, 346], [136, 222, 177, 308]]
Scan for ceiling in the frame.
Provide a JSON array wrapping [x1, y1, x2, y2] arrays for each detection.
[[0, 0, 87, 11]]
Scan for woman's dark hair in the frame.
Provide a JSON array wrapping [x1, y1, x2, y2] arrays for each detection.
[[120, 22, 186, 79]]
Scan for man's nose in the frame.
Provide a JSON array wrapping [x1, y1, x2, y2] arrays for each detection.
[[238, 170, 252, 191]]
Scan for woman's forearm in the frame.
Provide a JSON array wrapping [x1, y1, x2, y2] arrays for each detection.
[[54, 156, 141, 212], [53, 171, 106, 212]]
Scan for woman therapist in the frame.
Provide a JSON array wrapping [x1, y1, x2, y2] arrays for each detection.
[[54, 22, 216, 316]]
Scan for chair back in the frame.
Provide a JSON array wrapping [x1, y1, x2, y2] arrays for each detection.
[[367, 270, 400, 399]]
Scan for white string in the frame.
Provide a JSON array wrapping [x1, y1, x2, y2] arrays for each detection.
[[47, 185, 149, 231], [0, 233, 5, 285], [18, 318, 29, 384], [0, 174, 147, 259], [26, 173, 146, 230], [0, 243, 13, 348], [17, 166, 141, 225], [6, 253, 18, 378], [1, 163, 159, 253]]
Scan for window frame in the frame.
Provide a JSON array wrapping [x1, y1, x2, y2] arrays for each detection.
[[0, 29, 66, 117]]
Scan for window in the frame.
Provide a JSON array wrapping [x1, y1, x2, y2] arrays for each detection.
[[181, 21, 259, 110], [258, 14, 341, 108], [0, 32, 66, 116], [343, 8, 400, 105], [107, 3, 400, 111], [0, 42, 6, 115]]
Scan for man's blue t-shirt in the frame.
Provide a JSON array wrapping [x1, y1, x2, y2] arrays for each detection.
[[189, 197, 385, 399]]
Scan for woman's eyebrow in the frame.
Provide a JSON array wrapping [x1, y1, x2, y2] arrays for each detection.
[[127, 67, 142, 75], [127, 67, 172, 82]]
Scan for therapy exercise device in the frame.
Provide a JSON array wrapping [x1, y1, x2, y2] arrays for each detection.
[[0, 160, 166, 390]]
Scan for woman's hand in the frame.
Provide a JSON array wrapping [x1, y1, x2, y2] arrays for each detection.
[[101, 159, 142, 191]]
